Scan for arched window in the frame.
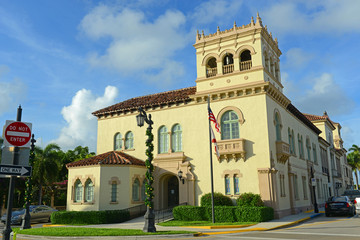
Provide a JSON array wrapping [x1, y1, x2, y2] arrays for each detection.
[[84, 179, 94, 202], [132, 178, 140, 201], [141, 179, 146, 201], [125, 131, 134, 149], [206, 57, 217, 78], [114, 133, 122, 151], [158, 126, 168, 153], [240, 50, 252, 71], [221, 111, 239, 140], [223, 53, 234, 74], [111, 181, 117, 202], [275, 112, 281, 141], [171, 124, 182, 152], [225, 175, 231, 195], [234, 175, 240, 195], [74, 179, 83, 203]]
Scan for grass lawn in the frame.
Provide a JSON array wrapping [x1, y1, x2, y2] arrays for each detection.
[[13, 227, 195, 236], [158, 220, 258, 226]]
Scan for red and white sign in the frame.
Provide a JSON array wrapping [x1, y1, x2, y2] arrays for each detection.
[[3, 120, 32, 148]]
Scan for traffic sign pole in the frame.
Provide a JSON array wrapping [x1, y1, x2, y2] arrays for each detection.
[[2, 106, 22, 240]]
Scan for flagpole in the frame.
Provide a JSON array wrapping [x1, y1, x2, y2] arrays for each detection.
[[207, 95, 215, 223]]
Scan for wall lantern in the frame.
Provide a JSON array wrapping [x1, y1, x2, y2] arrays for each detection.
[[178, 170, 185, 184]]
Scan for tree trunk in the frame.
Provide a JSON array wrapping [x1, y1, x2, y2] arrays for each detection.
[[51, 190, 55, 208], [38, 183, 42, 205], [355, 171, 359, 190]]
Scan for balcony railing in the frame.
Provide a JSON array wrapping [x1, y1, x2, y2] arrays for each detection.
[[206, 67, 217, 78], [240, 60, 252, 71], [223, 64, 234, 74], [217, 138, 246, 161], [276, 141, 290, 164]]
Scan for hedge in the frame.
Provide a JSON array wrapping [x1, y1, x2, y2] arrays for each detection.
[[173, 205, 205, 221], [173, 205, 273, 222], [200, 192, 233, 207], [51, 209, 130, 224]]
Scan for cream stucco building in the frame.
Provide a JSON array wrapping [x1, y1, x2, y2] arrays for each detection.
[[66, 14, 352, 218]]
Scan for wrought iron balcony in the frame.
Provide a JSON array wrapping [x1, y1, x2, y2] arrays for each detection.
[[217, 138, 246, 161], [276, 141, 290, 164]]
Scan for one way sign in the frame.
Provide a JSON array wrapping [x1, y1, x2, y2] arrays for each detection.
[[0, 165, 32, 177]]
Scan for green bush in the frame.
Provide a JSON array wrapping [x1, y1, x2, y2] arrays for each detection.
[[51, 209, 130, 224], [173, 206, 205, 221], [204, 206, 236, 222], [200, 192, 233, 207], [237, 193, 264, 207], [234, 207, 274, 222]]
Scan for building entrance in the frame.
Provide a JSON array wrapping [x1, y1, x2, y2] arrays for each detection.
[[167, 176, 179, 207]]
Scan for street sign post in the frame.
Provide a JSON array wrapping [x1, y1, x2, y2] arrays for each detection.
[[0, 165, 32, 177], [1, 147, 30, 166], [3, 120, 32, 148]]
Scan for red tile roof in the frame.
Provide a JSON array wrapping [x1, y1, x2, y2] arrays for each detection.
[[66, 151, 145, 168], [93, 86, 196, 117], [303, 112, 337, 128]]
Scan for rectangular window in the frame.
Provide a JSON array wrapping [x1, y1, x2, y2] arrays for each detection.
[[302, 176, 307, 199], [234, 176, 239, 195], [294, 175, 299, 200], [313, 144, 317, 164], [280, 174, 286, 197], [111, 183, 117, 202], [316, 179, 321, 198], [225, 176, 231, 195]]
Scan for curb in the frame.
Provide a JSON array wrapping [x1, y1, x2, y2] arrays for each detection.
[[186, 223, 256, 229]]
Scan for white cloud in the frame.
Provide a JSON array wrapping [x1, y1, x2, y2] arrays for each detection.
[[79, 5, 188, 84], [261, 0, 360, 34], [285, 48, 313, 69], [296, 73, 355, 115], [189, 0, 244, 26], [52, 86, 118, 152], [0, 65, 27, 115]]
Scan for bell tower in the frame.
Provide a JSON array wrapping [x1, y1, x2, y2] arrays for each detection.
[[193, 13, 283, 94]]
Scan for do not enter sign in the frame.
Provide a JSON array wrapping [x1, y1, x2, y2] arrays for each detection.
[[3, 120, 32, 148]]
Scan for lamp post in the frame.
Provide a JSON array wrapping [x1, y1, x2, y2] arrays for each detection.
[[311, 167, 319, 213], [136, 107, 156, 233], [21, 134, 36, 230]]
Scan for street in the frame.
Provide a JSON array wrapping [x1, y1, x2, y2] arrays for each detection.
[[191, 214, 360, 240]]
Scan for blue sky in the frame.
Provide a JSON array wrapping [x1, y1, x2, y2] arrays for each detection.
[[0, 0, 359, 153]]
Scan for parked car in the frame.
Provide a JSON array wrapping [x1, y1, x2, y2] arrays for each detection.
[[1, 205, 57, 225], [354, 196, 360, 214], [325, 196, 356, 217], [342, 189, 360, 203]]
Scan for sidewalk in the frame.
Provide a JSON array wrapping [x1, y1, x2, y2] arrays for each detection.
[[13, 209, 324, 240]]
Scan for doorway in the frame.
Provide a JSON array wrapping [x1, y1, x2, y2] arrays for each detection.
[[167, 176, 179, 207]]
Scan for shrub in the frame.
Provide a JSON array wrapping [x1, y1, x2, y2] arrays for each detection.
[[51, 209, 130, 224], [200, 192, 233, 207], [237, 193, 264, 207], [234, 207, 274, 222], [204, 206, 236, 222], [173, 205, 206, 221]]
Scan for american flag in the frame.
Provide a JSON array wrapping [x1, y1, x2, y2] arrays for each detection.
[[208, 107, 220, 133], [210, 126, 220, 159]]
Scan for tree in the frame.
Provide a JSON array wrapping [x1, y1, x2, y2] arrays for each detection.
[[348, 144, 360, 189], [32, 143, 62, 205]]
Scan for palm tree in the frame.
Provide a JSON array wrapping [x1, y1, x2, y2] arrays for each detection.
[[32, 143, 62, 205], [347, 152, 360, 189]]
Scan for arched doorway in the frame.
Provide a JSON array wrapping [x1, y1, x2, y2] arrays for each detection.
[[167, 176, 179, 207]]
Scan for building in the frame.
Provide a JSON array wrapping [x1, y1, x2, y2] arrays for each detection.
[[66, 14, 352, 218]]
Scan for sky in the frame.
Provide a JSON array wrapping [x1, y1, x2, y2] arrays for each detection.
[[0, 0, 359, 153]]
